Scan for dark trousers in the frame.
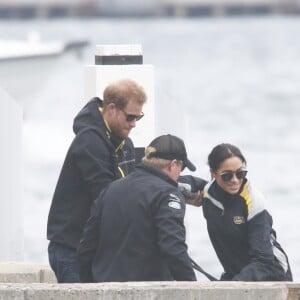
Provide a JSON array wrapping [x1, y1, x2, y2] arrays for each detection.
[[48, 241, 80, 283]]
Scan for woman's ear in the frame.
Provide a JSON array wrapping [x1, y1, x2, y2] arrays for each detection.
[[210, 169, 216, 180]]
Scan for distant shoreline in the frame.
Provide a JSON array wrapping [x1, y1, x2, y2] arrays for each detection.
[[0, 2, 300, 19]]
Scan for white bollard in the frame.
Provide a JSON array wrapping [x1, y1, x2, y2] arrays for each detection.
[[0, 88, 23, 261], [84, 44, 155, 148]]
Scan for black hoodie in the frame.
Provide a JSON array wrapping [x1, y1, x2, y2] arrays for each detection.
[[47, 98, 135, 249]]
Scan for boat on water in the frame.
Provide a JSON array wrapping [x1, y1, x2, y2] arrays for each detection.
[[0, 32, 89, 102]]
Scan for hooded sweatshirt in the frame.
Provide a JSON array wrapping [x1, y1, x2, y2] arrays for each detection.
[[47, 97, 135, 249]]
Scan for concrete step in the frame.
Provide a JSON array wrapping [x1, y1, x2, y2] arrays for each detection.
[[0, 281, 299, 300], [0, 262, 56, 283]]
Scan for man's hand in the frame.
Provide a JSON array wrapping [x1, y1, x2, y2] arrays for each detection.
[[183, 190, 203, 207], [178, 176, 207, 207]]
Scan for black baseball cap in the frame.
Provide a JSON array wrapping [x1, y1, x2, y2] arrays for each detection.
[[148, 134, 196, 172]]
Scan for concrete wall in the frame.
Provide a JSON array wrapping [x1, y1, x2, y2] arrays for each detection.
[[0, 263, 299, 299], [0, 281, 299, 300], [0, 262, 56, 283]]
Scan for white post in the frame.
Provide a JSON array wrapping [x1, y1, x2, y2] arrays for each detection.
[[0, 88, 23, 261], [84, 44, 155, 148]]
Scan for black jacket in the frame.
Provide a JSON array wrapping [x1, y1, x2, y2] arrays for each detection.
[[203, 179, 293, 281], [78, 163, 196, 282], [47, 98, 135, 249]]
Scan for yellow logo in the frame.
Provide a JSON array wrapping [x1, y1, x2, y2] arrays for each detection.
[[233, 216, 245, 224]]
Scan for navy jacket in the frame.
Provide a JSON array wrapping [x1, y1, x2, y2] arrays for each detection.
[[78, 163, 196, 282], [47, 98, 135, 249], [203, 179, 293, 281]]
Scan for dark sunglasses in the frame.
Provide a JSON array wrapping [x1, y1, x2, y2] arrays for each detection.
[[219, 170, 248, 182], [121, 110, 144, 122]]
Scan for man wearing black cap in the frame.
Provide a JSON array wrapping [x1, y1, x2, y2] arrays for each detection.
[[78, 134, 197, 282]]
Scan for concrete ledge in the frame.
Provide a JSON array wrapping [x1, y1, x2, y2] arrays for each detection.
[[0, 282, 299, 300], [0, 264, 299, 300], [0, 262, 56, 283]]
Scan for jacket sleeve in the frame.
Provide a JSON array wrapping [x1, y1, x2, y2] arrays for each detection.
[[152, 190, 196, 281], [178, 175, 208, 194], [77, 198, 103, 283], [232, 210, 286, 281], [73, 130, 116, 200]]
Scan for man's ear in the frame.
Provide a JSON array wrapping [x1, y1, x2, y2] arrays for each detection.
[[106, 103, 116, 112], [170, 159, 179, 170], [103, 103, 116, 119]]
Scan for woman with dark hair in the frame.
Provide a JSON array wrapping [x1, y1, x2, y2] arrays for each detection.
[[203, 143, 293, 281]]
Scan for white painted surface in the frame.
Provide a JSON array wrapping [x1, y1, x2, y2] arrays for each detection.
[[0, 89, 23, 261]]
